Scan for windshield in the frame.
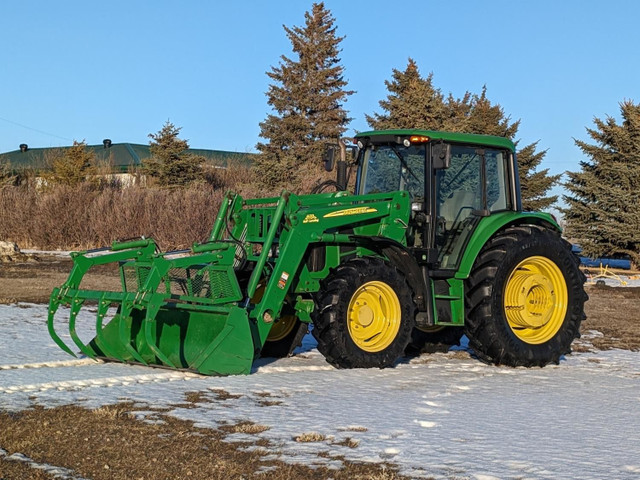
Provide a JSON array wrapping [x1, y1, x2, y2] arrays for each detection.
[[359, 144, 425, 198]]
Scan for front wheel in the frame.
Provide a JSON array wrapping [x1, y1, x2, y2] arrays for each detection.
[[465, 225, 587, 367], [312, 258, 416, 369], [260, 314, 308, 358]]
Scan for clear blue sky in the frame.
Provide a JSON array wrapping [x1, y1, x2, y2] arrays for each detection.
[[2, 0, 639, 203]]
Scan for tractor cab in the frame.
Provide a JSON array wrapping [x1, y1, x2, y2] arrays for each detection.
[[353, 130, 519, 271]]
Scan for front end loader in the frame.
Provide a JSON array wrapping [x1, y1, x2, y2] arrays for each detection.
[[49, 129, 587, 375], [49, 188, 414, 375]]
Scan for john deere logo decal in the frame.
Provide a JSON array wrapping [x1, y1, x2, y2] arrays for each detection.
[[302, 213, 319, 223], [324, 207, 378, 218]]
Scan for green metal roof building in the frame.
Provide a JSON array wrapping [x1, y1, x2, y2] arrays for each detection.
[[0, 140, 255, 171]]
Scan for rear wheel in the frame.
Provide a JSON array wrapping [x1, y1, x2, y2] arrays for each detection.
[[465, 225, 587, 367], [313, 258, 415, 369]]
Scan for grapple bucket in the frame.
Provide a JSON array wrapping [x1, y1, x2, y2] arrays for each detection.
[[49, 190, 321, 375], [48, 236, 257, 375]]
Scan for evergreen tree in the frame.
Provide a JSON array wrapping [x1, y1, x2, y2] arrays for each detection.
[[516, 142, 560, 211], [366, 64, 558, 210], [143, 121, 205, 187], [45, 141, 96, 186], [563, 100, 640, 266], [365, 59, 446, 130], [255, 2, 353, 190], [465, 87, 519, 138]]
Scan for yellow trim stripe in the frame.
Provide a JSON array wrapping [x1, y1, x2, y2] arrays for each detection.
[[323, 207, 378, 218]]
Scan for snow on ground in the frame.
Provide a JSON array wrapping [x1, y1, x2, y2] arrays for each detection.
[[1, 303, 640, 479]]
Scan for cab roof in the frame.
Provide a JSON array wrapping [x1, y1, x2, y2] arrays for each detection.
[[355, 129, 515, 152]]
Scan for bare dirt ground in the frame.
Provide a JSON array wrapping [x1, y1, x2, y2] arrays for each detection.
[[0, 255, 638, 479]]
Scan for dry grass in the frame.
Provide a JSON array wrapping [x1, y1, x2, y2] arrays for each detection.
[[339, 425, 369, 432], [294, 432, 327, 443], [335, 437, 360, 448], [0, 404, 411, 480], [92, 404, 136, 420], [210, 388, 243, 401], [582, 285, 640, 351], [220, 422, 271, 434]]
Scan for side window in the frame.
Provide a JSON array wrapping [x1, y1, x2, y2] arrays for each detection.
[[485, 150, 510, 212], [435, 146, 511, 270], [437, 146, 482, 228]]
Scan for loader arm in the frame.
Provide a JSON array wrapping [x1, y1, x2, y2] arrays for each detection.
[[220, 190, 413, 346]]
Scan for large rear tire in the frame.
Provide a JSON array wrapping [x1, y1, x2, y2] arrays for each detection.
[[465, 225, 587, 367], [312, 258, 415, 369]]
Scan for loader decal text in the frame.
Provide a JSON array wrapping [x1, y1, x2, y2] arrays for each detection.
[[323, 207, 378, 218], [302, 213, 319, 224]]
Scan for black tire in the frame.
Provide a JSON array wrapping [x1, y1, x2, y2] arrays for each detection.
[[465, 225, 587, 367], [260, 316, 308, 358], [406, 326, 464, 354], [312, 258, 416, 369]]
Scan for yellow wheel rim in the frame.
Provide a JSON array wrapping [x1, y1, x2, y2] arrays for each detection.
[[266, 314, 297, 342], [347, 281, 401, 352], [252, 284, 297, 342], [503, 256, 568, 344]]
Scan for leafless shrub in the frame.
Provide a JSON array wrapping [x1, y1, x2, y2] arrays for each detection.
[[0, 183, 224, 250]]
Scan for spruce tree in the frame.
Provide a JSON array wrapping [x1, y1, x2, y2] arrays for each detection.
[[516, 142, 560, 211], [367, 65, 558, 210], [256, 2, 353, 190], [365, 59, 446, 130], [143, 121, 205, 187], [45, 141, 96, 186], [563, 100, 640, 266]]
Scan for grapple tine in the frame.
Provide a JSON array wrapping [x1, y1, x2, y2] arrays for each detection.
[[143, 300, 177, 369], [93, 298, 125, 361], [117, 299, 148, 365], [47, 293, 76, 357], [68, 298, 95, 358]]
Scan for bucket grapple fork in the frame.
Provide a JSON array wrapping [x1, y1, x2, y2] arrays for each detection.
[[48, 238, 157, 359]]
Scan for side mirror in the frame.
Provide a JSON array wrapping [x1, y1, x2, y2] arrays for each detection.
[[323, 145, 337, 172], [432, 143, 451, 169]]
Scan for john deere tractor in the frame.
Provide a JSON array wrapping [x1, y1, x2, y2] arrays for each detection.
[[48, 130, 587, 375]]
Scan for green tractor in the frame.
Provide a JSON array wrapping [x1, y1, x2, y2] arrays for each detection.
[[48, 129, 587, 375]]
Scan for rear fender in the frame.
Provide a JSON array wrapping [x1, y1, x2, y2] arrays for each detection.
[[455, 211, 560, 279]]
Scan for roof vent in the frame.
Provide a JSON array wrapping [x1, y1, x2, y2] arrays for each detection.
[[19, 144, 28, 152], [103, 139, 112, 149]]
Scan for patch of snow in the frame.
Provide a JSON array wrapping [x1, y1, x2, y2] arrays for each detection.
[[1, 303, 640, 479], [0, 447, 88, 479]]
